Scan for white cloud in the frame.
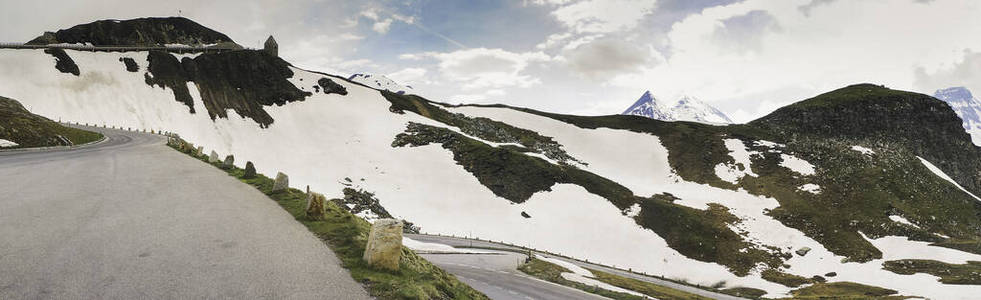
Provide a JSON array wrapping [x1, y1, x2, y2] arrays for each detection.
[[608, 0, 981, 121], [564, 38, 654, 78], [388, 67, 428, 85], [422, 48, 552, 90], [915, 50, 981, 97], [551, 0, 659, 34], [372, 18, 393, 34]]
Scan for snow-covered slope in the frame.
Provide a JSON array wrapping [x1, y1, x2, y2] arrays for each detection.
[[621, 91, 732, 124], [348, 73, 413, 95], [3, 48, 981, 299], [934, 87, 981, 146]]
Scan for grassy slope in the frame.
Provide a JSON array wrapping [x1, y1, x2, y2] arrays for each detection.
[[0, 96, 102, 148], [882, 259, 981, 284], [168, 140, 488, 300], [517, 257, 709, 300], [784, 282, 905, 299]]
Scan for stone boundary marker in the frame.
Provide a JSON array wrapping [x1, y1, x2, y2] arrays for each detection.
[[272, 172, 289, 192], [364, 219, 403, 271]]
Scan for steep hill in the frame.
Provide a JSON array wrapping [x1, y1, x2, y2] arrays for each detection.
[[2, 20, 981, 299], [0, 96, 102, 148], [27, 17, 240, 48]]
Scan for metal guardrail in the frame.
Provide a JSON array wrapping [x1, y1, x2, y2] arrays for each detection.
[[0, 42, 243, 53]]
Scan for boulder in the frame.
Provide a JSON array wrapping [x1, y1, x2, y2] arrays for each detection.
[[305, 189, 327, 220], [243, 161, 256, 179], [272, 172, 289, 192], [796, 247, 812, 256], [208, 150, 220, 163], [222, 155, 234, 169], [363, 219, 403, 271], [195, 146, 203, 156]]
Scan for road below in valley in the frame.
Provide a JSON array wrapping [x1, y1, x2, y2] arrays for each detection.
[[407, 234, 746, 300], [0, 127, 370, 299]]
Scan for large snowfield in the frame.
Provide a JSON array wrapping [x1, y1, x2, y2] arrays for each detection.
[[2, 49, 980, 298]]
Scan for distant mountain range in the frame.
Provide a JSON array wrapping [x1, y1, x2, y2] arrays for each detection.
[[933, 87, 981, 146], [621, 91, 733, 124], [348, 73, 413, 95]]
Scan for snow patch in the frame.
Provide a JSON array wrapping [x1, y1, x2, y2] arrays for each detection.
[[917, 156, 981, 202], [536, 255, 650, 298], [779, 154, 816, 176], [715, 139, 758, 183], [850, 145, 875, 156], [798, 184, 821, 194], [0, 139, 18, 147], [402, 237, 490, 254], [888, 215, 919, 229], [624, 203, 641, 218]]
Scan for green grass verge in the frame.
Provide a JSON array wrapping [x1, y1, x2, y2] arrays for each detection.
[[784, 281, 908, 299], [517, 257, 650, 300], [1, 96, 103, 147], [168, 141, 488, 300], [584, 267, 714, 300], [882, 259, 981, 285]]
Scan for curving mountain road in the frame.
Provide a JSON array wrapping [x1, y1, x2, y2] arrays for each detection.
[[407, 234, 746, 300], [0, 127, 370, 299]]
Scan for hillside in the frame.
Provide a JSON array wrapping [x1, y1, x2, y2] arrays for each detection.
[[0, 96, 102, 148], [27, 17, 240, 48], [2, 19, 981, 299]]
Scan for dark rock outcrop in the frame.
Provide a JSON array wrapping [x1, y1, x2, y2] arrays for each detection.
[[243, 161, 256, 179], [43, 48, 79, 76], [143, 50, 311, 127], [119, 57, 139, 72], [27, 17, 238, 47], [751, 83, 981, 195], [318, 77, 348, 95]]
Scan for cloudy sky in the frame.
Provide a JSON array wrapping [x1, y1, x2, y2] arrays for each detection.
[[3, 0, 981, 122]]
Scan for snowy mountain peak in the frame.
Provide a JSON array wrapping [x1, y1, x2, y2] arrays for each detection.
[[621, 91, 732, 124], [348, 73, 413, 95], [934, 86, 981, 146]]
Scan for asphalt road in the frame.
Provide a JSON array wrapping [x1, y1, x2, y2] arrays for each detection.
[[407, 234, 746, 300], [0, 127, 370, 299], [419, 251, 608, 300]]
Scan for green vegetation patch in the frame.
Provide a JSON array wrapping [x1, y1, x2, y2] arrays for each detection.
[[168, 141, 488, 300], [785, 281, 906, 299], [718, 287, 767, 299], [517, 257, 650, 300], [0, 96, 103, 148], [382, 91, 583, 165], [883, 259, 981, 285], [585, 267, 713, 300], [760, 269, 813, 287]]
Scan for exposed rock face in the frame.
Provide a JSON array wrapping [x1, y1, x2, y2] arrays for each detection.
[[272, 172, 289, 192], [751, 84, 981, 195], [243, 161, 256, 179], [305, 191, 327, 220], [27, 17, 238, 47], [222, 155, 234, 169], [119, 57, 138, 72], [317, 77, 348, 95], [43, 48, 79, 76], [263, 35, 278, 57], [144, 49, 311, 127], [363, 219, 403, 271], [208, 150, 219, 163]]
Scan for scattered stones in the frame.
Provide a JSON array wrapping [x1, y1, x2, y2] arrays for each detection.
[[305, 189, 327, 220], [272, 172, 289, 192], [208, 150, 220, 163], [521, 211, 531, 218], [222, 155, 234, 169], [363, 219, 403, 271], [119, 57, 139, 72], [796, 247, 811, 256], [243, 161, 256, 179]]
